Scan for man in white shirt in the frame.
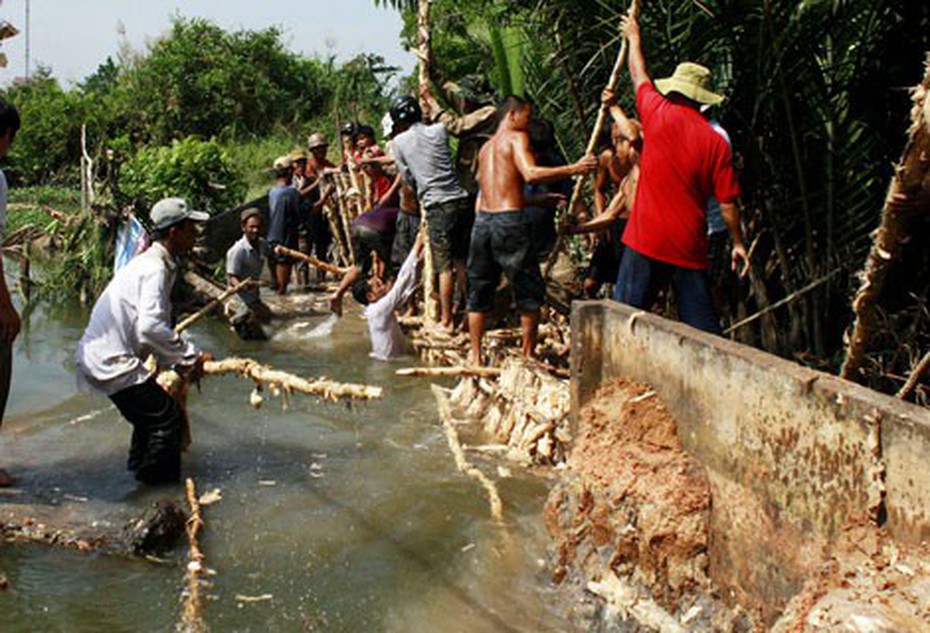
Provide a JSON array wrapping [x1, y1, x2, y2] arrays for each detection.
[[354, 233, 423, 361], [76, 198, 211, 485], [0, 99, 20, 487]]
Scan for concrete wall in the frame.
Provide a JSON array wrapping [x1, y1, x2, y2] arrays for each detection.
[[571, 300, 930, 612]]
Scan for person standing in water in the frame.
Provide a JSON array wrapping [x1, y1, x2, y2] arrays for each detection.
[[0, 99, 20, 487]]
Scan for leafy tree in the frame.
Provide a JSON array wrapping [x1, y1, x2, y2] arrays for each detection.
[[2, 67, 88, 185], [120, 136, 246, 216]]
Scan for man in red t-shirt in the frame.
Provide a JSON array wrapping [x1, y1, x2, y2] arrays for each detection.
[[613, 13, 749, 334]]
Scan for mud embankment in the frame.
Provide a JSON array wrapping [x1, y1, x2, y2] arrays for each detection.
[[543, 378, 930, 631]]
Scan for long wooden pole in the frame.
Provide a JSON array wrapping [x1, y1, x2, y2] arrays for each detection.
[[544, 0, 641, 280], [274, 245, 348, 276], [416, 0, 439, 324], [175, 278, 256, 334]]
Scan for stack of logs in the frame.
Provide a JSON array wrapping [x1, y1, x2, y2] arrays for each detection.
[[399, 309, 574, 467]]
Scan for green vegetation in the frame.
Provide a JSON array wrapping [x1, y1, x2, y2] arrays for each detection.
[[0, 15, 396, 301]]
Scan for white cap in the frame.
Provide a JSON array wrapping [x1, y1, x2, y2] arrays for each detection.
[[150, 197, 209, 230]]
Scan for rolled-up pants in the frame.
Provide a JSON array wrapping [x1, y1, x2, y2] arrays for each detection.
[[109, 378, 184, 485]]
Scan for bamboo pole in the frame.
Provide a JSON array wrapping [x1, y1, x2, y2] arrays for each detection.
[[432, 384, 503, 522], [274, 245, 348, 276], [416, 0, 439, 324], [397, 366, 502, 379], [543, 0, 640, 280], [327, 173, 356, 265], [724, 268, 841, 336], [178, 478, 208, 633], [897, 352, 930, 400], [201, 357, 382, 402], [175, 279, 256, 334]]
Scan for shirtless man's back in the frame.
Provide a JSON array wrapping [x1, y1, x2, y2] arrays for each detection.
[[467, 95, 596, 363]]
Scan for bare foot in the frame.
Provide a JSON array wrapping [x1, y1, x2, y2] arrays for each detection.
[[0, 468, 16, 487]]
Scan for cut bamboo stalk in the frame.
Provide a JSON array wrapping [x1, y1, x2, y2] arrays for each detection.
[[202, 357, 382, 401], [328, 173, 357, 264], [544, 0, 640, 280], [432, 384, 503, 522], [178, 478, 208, 633], [397, 366, 502, 379], [897, 352, 930, 400], [274, 245, 348, 275], [175, 278, 256, 334]]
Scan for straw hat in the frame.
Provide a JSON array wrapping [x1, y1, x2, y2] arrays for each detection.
[[654, 62, 723, 106]]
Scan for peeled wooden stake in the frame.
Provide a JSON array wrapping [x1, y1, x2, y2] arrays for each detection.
[[397, 366, 502, 379], [175, 278, 257, 333], [274, 245, 349, 276], [178, 478, 209, 633]]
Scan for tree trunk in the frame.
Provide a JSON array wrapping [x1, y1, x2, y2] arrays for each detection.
[[841, 56, 930, 382]]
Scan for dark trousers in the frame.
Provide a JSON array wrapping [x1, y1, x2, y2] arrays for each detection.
[[109, 378, 185, 485], [0, 340, 10, 425], [613, 247, 722, 335]]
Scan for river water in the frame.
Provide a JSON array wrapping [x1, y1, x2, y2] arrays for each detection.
[[0, 287, 569, 632]]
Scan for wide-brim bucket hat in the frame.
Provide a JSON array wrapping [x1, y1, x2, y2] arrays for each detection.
[[655, 62, 724, 106]]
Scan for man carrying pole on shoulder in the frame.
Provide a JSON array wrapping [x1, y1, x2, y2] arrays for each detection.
[[76, 198, 212, 486]]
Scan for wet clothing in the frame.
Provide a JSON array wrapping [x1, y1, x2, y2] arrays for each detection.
[[392, 122, 468, 209], [614, 247, 721, 334], [110, 378, 185, 485], [624, 83, 740, 269], [76, 241, 199, 485], [226, 235, 268, 306], [426, 196, 473, 273], [268, 184, 301, 261], [364, 247, 419, 361], [466, 211, 545, 314], [391, 211, 421, 271]]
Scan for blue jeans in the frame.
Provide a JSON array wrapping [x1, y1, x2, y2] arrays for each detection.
[[613, 247, 722, 335]]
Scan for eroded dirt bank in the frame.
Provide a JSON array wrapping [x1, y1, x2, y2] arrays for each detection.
[[542, 378, 930, 631]]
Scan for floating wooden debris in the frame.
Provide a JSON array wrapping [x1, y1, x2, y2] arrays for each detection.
[[432, 384, 504, 522], [397, 366, 502, 379], [178, 478, 209, 633]]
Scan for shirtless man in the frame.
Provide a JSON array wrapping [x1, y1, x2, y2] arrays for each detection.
[[468, 95, 596, 363], [568, 89, 642, 297]]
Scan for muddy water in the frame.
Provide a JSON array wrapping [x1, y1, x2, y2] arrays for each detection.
[[0, 290, 567, 632]]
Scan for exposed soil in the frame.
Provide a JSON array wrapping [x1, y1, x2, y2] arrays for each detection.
[[545, 378, 754, 630], [542, 377, 930, 631]]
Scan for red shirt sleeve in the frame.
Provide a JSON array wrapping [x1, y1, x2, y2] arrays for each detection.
[[636, 82, 664, 128]]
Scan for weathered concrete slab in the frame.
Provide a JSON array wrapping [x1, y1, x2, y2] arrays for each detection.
[[571, 300, 930, 612]]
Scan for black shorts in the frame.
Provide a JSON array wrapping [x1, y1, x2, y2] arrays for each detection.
[[466, 210, 545, 313], [586, 219, 626, 285], [426, 196, 473, 273]]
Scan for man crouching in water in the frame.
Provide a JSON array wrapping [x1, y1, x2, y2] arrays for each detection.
[[468, 96, 597, 363]]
